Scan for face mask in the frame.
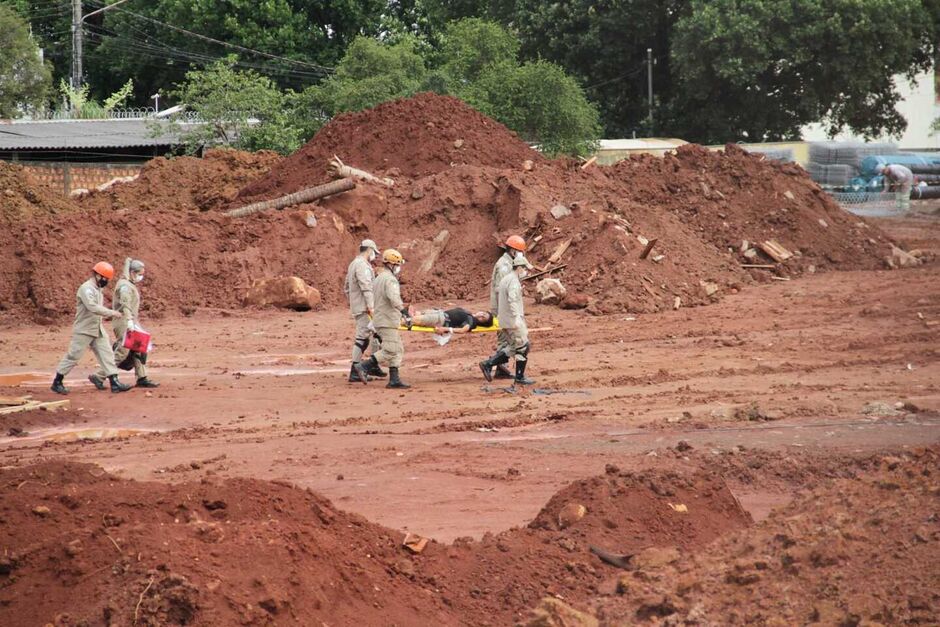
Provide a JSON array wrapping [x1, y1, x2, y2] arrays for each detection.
[[393, 266, 401, 276], [519, 270, 528, 279], [133, 274, 144, 283], [514, 251, 522, 259], [368, 250, 376, 262], [96, 277, 108, 288]]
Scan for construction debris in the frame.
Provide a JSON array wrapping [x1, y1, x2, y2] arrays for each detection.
[[547, 239, 572, 265], [417, 230, 451, 274], [759, 240, 793, 263], [402, 533, 429, 554], [640, 238, 659, 260], [224, 178, 355, 218], [329, 155, 395, 187]]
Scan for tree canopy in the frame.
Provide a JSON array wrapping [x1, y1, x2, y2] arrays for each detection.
[[8, 0, 940, 145], [0, 3, 52, 118]]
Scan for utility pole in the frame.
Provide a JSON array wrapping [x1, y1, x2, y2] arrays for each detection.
[[71, 0, 83, 89], [646, 47, 654, 133]]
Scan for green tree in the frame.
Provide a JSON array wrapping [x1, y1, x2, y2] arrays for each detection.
[[85, 0, 386, 105], [467, 60, 601, 156], [440, 17, 518, 85], [166, 60, 306, 155], [0, 3, 52, 118], [303, 36, 427, 115], [670, 0, 938, 143], [513, 0, 685, 138]]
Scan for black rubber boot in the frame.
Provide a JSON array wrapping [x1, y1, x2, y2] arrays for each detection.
[[136, 378, 160, 388], [478, 352, 509, 383], [386, 367, 410, 389], [514, 360, 534, 386], [51, 373, 69, 395], [109, 375, 132, 393], [494, 364, 514, 380], [348, 363, 369, 385], [88, 374, 106, 391], [362, 356, 387, 378]]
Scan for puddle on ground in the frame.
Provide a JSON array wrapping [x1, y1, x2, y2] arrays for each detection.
[[1, 426, 159, 445]]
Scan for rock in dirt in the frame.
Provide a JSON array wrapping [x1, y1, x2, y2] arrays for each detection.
[[243, 277, 321, 311], [523, 597, 599, 627], [560, 293, 591, 310], [32, 505, 51, 517], [885, 244, 921, 269], [550, 204, 572, 220], [557, 502, 587, 529], [536, 278, 568, 305], [861, 401, 901, 418], [631, 546, 681, 570]]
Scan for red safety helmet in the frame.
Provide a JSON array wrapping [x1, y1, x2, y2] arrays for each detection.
[[505, 235, 526, 252], [92, 261, 115, 280]]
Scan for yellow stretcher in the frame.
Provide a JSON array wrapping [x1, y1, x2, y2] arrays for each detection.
[[398, 318, 500, 333]]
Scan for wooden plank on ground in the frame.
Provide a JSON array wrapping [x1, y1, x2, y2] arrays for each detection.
[[0, 401, 43, 415], [547, 239, 572, 265], [639, 238, 658, 260], [0, 396, 33, 406], [759, 239, 793, 263]]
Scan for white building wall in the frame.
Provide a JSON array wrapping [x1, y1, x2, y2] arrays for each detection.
[[802, 70, 940, 150]]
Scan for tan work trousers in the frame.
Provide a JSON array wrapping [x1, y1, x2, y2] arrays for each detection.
[[97, 342, 146, 380], [56, 332, 119, 378], [499, 323, 529, 362], [372, 327, 404, 368]]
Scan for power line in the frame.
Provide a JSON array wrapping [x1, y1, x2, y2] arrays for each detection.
[[83, 26, 326, 83], [104, 5, 334, 75]]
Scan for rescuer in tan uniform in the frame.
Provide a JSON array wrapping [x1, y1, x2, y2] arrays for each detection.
[[362, 249, 411, 389], [89, 258, 159, 390], [344, 239, 386, 383], [479, 255, 534, 385], [51, 262, 132, 395], [484, 235, 527, 381]]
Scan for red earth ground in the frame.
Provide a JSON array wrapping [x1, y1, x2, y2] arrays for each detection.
[[0, 212, 938, 625]]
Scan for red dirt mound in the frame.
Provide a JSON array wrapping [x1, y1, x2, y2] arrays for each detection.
[[0, 92, 900, 322], [0, 462, 752, 626], [586, 446, 940, 625], [237, 92, 544, 200], [0, 161, 78, 223], [420, 469, 752, 624], [78, 148, 281, 213], [0, 461, 459, 626]]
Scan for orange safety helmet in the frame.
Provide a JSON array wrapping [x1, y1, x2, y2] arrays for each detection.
[[92, 261, 115, 280], [505, 235, 526, 252]]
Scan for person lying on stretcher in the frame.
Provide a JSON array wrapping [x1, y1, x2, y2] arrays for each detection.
[[407, 308, 495, 334]]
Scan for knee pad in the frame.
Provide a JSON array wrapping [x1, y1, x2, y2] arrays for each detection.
[[518, 342, 530, 357], [355, 338, 370, 352]]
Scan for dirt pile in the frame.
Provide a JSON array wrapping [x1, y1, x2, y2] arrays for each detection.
[[78, 148, 281, 213], [0, 462, 751, 626], [586, 447, 940, 625], [237, 92, 544, 200], [0, 461, 459, 626], [0, 161, 79, 222], [0, 92, 901, 321]]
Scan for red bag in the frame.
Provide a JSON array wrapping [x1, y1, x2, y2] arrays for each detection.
[[123, 329, 152, 354]]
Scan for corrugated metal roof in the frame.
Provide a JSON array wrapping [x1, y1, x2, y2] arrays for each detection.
[[0, 119, 200, 150]]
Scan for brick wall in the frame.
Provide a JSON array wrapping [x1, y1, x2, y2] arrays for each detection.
[[20, 162, 143, 195]]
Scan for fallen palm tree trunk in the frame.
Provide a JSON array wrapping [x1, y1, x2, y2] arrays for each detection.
[[329, 155, 395, 187], [225, 178, 356, 218]]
